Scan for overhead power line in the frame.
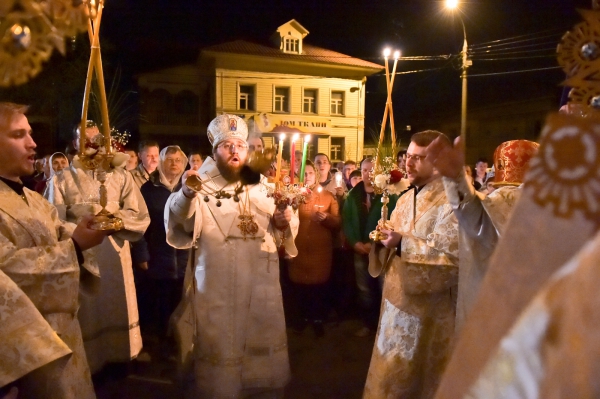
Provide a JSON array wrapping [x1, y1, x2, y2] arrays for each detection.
[[469, 29, 565, 50], [474, 54, 557, 61], [469, 65, 561, 77], [470, 41, 559, 55]]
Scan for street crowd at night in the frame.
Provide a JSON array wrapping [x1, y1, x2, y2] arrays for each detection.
[[2, 1, 600, 399]]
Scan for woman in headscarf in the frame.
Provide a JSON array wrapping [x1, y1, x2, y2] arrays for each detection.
[[133, 145, 189, 356], [35, 152, 67, 195], [288, 160, 341, 337]]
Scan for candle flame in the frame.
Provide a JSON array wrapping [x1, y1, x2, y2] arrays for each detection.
[[304, 134, 311, 143], [317, 186, 322, 193], [292, 133, 299, 142], [394, 50, 401, 60], [279, 133, 286, 141], [383, 48, 391, 58]]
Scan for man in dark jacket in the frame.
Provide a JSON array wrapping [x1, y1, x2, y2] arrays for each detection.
[[133, 145, 189, 356], [343, 157, 399, 336]]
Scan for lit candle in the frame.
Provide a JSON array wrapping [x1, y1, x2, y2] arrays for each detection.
[[335, 171, 343, 188], [299, 135, 311, 183], [314, 186, 324, 212], [290, 133, 299, 183], [275, 133, 285, 184]]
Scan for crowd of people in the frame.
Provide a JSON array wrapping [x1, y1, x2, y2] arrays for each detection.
[[2, 103, 599, 399]]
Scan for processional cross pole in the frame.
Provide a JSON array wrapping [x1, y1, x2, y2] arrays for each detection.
[[79, 0, 124, 231], [378, 49, 401, 148]]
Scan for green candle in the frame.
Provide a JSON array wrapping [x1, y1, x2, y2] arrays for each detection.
[[299, 135, 310, 183]]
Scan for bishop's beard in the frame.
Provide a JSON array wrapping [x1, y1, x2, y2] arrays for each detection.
[[215, 152, 244, 183]]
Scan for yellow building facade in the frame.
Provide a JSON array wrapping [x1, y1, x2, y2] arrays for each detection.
[[138, 19, 382, 162]]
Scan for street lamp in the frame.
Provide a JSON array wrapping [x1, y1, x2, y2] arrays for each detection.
[[445, 0, 471, 146]]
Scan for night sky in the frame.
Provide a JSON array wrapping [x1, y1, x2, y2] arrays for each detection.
[[98, 0, 597, 133], [2, 0, 594, 148]]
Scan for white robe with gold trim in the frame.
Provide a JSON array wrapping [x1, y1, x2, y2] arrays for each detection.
[[45, 161, 150, 373], [165, 157, 298, 398], [0, 181, 95, 398], [364, 177, 459, 399]]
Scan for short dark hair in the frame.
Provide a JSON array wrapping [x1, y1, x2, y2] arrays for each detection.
[[475, 157, 488, 165], [314, 153, 330, 163], [344, 160, 356, 167], [349, 170, 361, 179], [138, 140, 159, 154], [188, 148, 202, 158], [396, 149, 407, 159], [410, 130, 451, 147]]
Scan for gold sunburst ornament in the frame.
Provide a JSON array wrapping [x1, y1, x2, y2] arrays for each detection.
[[0, 0, 88, 86], [526, 113, 600, 219]]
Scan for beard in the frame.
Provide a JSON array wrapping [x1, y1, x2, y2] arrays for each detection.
[[215, 152, 245, 182]]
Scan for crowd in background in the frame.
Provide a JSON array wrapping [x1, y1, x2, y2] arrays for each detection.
[[22, 138, 495, 347]]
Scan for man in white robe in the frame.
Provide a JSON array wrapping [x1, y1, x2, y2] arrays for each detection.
[[0, 102, 108, 398], [364, 130, 459, 399], [166, 114, 298, 398], [45, 123, 150, 373]]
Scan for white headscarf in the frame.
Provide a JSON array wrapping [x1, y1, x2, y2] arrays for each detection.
[[49, 152, 68, 178], [158, 145, 188, 191]]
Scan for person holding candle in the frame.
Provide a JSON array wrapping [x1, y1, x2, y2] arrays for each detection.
[[288, 160, 340, 337], [314, 153, 347, 199]]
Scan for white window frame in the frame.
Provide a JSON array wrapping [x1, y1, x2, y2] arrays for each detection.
[[330, 91, 345, 115], [238, 84, 256, 111], [330, 137, 345, 162], [273, 86, 290, 113], [283, 37, 299, 54], [302, 88, 318, 114]]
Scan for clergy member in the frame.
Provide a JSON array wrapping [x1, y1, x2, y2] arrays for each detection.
[[45, 121, 150, 374], [364, 130, 459, 399], [0, 102, 108, 398], [165, 114, 299, 398]]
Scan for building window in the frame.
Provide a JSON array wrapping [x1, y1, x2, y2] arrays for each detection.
[[331, 91, 344, 115], [303, 89, 317, 114], [238, 85, 255, 111], [331, 137, 344, 162], [284, 38, 299, 53], [274, 87, 290, 113]]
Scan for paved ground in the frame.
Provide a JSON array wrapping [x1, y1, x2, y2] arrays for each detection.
[[95, 319, 375, 399]]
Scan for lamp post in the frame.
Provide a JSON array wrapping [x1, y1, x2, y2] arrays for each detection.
[[446, 0, 471, 146]]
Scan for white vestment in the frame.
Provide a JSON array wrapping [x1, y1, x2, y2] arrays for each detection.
[[45, 159, 150, 373], [165, 157, 298, 398]]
